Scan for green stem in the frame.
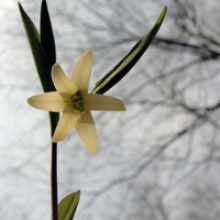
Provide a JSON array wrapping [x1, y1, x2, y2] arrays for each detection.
[[49, 112, 59, 220], [51, 141, 58, 220]]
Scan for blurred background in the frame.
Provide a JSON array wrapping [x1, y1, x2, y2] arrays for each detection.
[[1, 0, 220, 219]]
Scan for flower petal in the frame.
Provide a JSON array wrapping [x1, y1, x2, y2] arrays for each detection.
[[83, 94, 126, 111], [75, 111, 97, 154], [70, 50, 92, 92], [52, 63, 77, 96], [52, 106, 81, 142], [27, 92, 65, 112]]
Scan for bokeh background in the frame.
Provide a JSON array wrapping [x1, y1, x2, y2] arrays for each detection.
[[1, 0, 220, 219]]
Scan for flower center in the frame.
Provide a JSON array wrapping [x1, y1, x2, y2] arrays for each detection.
[[66, 92, 84, 112]]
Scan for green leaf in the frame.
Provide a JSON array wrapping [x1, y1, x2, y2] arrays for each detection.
[[92, 6, 167, 94], [40, 0, 56, 64], [58, 191, 80, 220], [18, 2, 55, 92], [19, 1, 59, 136], [49, 111, 59, 137]]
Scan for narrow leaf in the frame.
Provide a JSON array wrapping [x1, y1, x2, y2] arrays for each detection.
[[92, 6, 167, 94], [40, 0, 56, 64], [58, 191, 80, 220], [19, 1, 59, 136], [49, 112, 59, 136], [18, 2, 55, 92]]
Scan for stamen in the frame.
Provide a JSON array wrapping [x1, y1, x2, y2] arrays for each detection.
[[66, 93, 84, 112]]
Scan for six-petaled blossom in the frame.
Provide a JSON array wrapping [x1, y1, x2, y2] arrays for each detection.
[[27, 50, 126, 154]]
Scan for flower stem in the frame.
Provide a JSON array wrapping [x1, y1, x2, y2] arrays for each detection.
[[49, 112, 59, 220], [51, 141, 58, 220]]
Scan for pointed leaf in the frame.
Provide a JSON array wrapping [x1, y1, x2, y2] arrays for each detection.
[[92, 6, 167, 94], [58, 191, 80, 220], [19, 2, 59, 136], [40, 0, 56, 64], [49, 111, 60, 137], [18, 2, 55, 92]]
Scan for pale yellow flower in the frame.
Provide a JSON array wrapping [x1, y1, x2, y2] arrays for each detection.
[[27, 50, 125, 154]]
